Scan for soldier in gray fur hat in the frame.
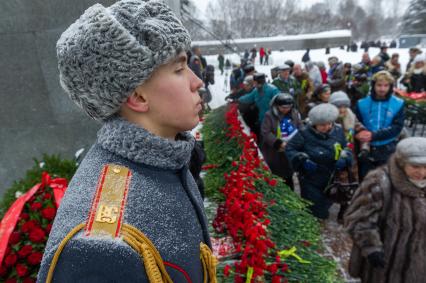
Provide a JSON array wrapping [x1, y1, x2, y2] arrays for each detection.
[[38, 1, 217, 282], [345, 137, 426, 283]]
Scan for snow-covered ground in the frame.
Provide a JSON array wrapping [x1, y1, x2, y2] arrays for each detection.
[[204, 46, 422, 109]]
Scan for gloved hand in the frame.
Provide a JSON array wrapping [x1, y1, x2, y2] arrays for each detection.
[[367, 251, 385, 269], [303, 159, 317, 172], [336, 150, 353, 170]]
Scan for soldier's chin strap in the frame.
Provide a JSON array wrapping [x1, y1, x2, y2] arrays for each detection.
[[46, 223, 217, 283]]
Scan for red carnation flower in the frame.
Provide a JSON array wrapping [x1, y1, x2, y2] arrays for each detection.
[[30, 202, 42, 211], [0, 265, 8, 277], [23, 278, 36, 283], [4, 254, 18, 267], [42, 193, 52, 200], [41, 207, 56, 220], [9, 232, 21, 245], [45, 223, 53, 234], [5, 278, 17, 283], [27, 252, 43, 266], [269, 179, 278, 186], [16, 263, 28, 277], [21, 220, 39, 233], [17, 245, 33, 259], [19, 213, 30, 221], [224, 264, 231, 277], [281, 263, 289, 273], [29, 228, 46, 243]]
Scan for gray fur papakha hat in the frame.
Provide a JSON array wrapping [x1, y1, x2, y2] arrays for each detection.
[[57, 0, 191, 121], [308, 103, 339, 125], [395, 137, 426, 165]]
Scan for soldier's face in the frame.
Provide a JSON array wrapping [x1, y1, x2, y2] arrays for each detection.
[[135, 52, 203, 138]]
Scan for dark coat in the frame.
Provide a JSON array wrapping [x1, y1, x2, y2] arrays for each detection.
[[260, 108, 302, 180], [285, 125, 347, 218], [38, 118, 211, 283], [285, 124, 347, 188], [345, 156, 426, 283], [328, 62, 346, 92]]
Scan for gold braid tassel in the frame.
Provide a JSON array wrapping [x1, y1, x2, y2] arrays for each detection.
[[200, 243, 218, 283], [121, 224, 173, 283], [46, 223, 173, 283]]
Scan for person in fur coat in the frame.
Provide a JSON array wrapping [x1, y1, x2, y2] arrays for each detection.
[[344, 137, 426, 283], [260, 93, 303, 189]]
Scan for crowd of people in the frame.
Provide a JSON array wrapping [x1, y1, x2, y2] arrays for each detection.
[[222, 44, 426, 281], [226, 46, 426, 223]]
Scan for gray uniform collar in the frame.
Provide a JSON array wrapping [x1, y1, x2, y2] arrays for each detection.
[[97, 116, 195, 170]]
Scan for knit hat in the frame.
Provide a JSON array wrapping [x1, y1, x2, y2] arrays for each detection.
[[57, 0, 191, 121], [308, 103, 339, 125], [395, 137, 426, 165], [329, 91, 350, 107]]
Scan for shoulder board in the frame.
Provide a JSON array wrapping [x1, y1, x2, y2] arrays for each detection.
[[85, 164, 132, 238]]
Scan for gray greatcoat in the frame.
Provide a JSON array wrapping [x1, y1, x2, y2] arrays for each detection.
[[38, 117, 211, 283]]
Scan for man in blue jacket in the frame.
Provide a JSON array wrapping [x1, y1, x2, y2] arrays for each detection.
[[355, 70, 405, 180], [38, 1, 216, 282], [239, 73, 280, 124], [239, 73, 280, 141]]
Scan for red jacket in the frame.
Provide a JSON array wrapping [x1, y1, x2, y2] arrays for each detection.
[[320, 69, 328, 83], [259, 47, 265, 57]]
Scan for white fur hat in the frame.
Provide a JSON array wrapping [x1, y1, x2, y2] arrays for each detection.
[[396, 137, 426, 165], [308, 103, 339, 125]]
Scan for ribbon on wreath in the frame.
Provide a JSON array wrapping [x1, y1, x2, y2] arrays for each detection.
[[0, 172, 68, 265]]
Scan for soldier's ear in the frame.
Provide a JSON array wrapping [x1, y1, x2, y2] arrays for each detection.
[[125, 88, 149, 113]]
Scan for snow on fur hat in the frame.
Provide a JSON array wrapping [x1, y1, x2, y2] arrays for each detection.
[[57, 0, 191, 121], [308, 103, 339, 125], [395, 137, 426, 165], [329, 91, 350, 107]]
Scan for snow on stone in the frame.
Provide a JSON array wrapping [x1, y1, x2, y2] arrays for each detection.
[[193, 29, 352, 46]]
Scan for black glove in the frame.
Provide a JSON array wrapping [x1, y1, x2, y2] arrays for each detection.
[[367, 251, 385, 268]]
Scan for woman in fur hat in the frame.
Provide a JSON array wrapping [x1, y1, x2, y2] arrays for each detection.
[[345, 137, 426, 283], [260, 93, 303, 189], [285, 103, 353, 219]]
